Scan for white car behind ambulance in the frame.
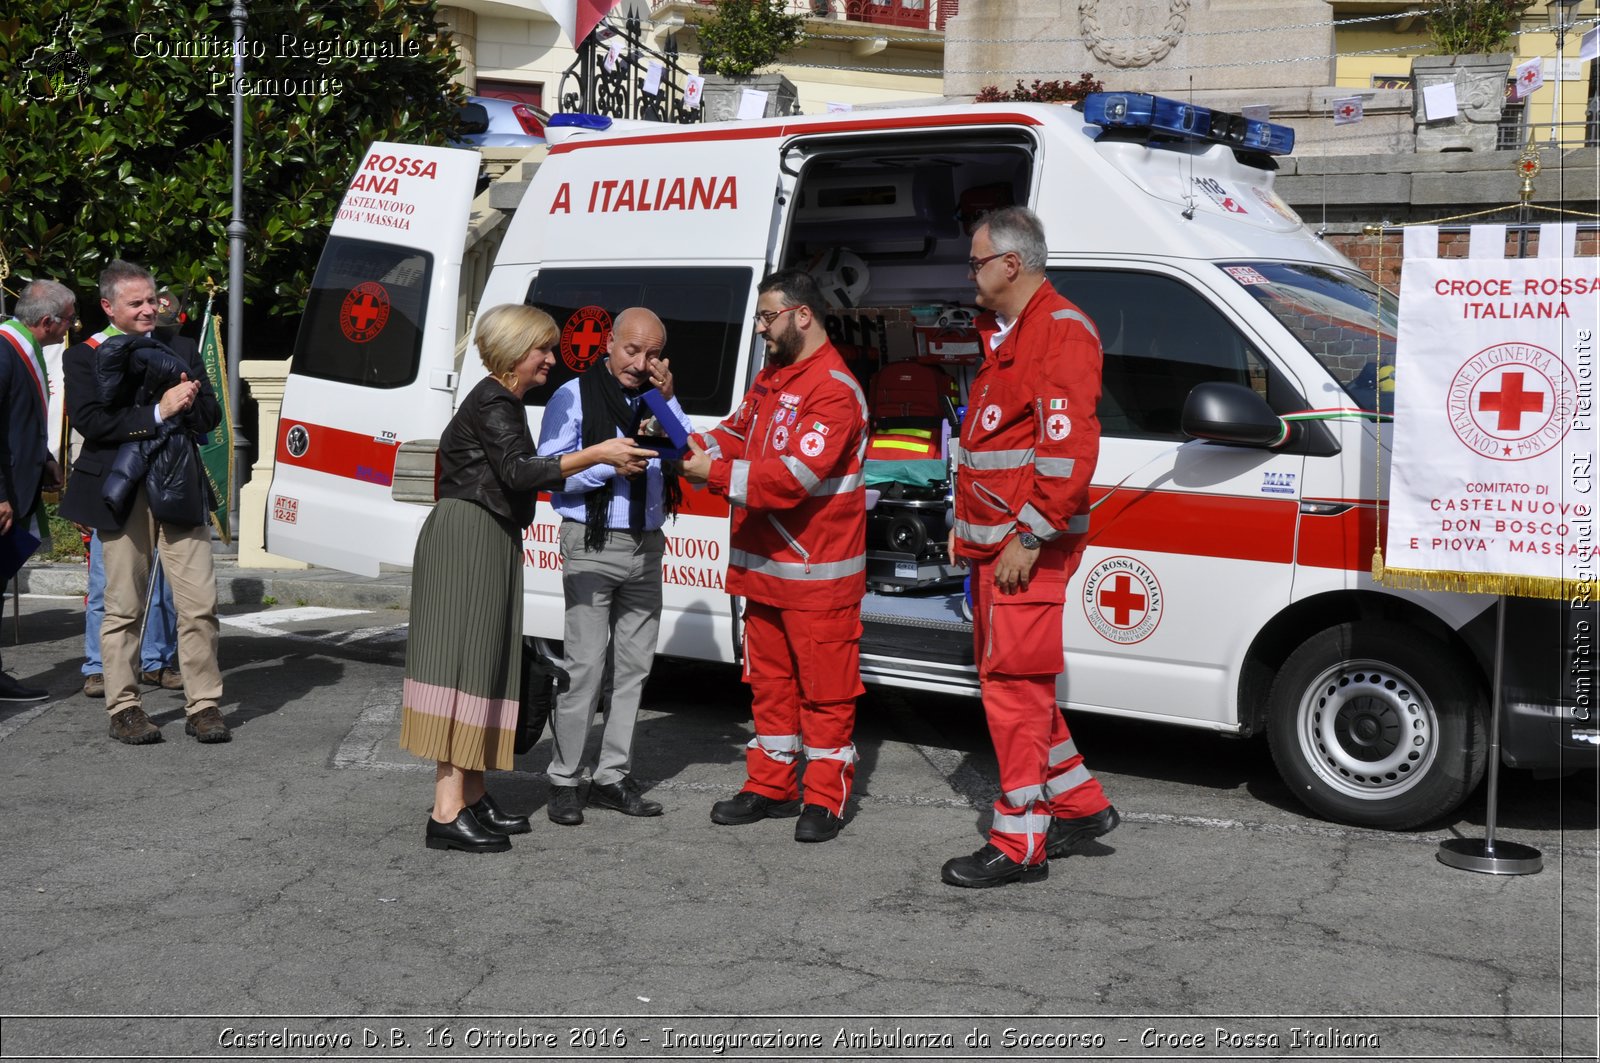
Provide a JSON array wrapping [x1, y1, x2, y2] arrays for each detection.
[[268, 97, 1590, 830]]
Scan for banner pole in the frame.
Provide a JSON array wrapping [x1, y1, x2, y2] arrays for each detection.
[[1438, 595, 1543, 875]]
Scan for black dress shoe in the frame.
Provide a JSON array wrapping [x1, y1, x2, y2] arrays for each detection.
[[940, 844, 1048, 888], [588, 777, 663, 817], [425, 808, 511, 853], [0, 673, 48, 703], [793, 804, 843, 843], [547, 784, 585, 826], [709, 789, 802, 825], [470, 793, 532, 835], [1045, 805, 1120, 859]]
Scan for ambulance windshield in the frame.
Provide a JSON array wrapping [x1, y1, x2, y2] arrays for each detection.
[[1221, 262, 1397, 415]]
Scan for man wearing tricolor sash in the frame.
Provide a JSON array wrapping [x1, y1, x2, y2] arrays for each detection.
[[0, 279, 75, 702]]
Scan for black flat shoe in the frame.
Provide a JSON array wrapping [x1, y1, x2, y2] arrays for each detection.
[[425, 808, 511, 853], [547, 784, 585, 826], [710, 790, 801, 825], [470, 793, 532, 835], [588, 777, 663, 817]]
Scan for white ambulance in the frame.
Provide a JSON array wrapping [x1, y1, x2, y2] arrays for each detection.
[[267, 96, 1585, 830]]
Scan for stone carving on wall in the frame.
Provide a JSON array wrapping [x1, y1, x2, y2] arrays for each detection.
[[1078, 0, 1190, 68]]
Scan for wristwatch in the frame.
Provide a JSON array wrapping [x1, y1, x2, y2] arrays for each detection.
[[1016, 526, 1041, 550]]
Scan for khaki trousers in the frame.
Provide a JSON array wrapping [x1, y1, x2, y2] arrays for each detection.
[[101, 492, 222, 716]]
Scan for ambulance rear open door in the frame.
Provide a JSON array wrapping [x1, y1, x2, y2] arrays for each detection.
[[266, 143, 479, 575]]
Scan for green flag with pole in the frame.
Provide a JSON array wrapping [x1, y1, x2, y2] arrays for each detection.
[[197, 293, 233, 544]]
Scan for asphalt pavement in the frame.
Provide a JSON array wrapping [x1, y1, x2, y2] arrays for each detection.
[[0, 562, 1595, 1063]]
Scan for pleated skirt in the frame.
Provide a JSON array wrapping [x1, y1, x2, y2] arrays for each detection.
[[399, 497, 523, 772]]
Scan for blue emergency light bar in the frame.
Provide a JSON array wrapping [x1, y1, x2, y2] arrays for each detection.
[[548, 112, 614, 131], [1080, 92, 1295, 156]]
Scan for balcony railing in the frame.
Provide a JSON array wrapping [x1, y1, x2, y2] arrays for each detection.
[[692, 0, 956, 32]]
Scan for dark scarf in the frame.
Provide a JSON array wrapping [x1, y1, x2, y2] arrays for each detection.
[[578, 360, 681, 550]]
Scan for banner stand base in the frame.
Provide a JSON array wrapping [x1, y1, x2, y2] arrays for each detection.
[[1437, 837, 1543, 875]]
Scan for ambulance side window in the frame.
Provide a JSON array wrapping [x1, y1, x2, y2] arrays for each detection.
[[523, 267, 751, 417], [291, 237, 432, 389], [1050, 270, 1278, 441]]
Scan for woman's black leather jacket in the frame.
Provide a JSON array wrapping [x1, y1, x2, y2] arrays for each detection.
[[436, 376, 565, 530]]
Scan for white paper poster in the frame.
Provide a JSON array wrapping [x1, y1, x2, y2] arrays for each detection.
[[1240, 104, 1272, 122], [1579, 26, 1598, 63], [825, 101, 853, 114], [683, 74, 705, 110], [1331, 97, 1364, 125], [642, 59, 663, 96], [737, 87, 768, 120], [603, 39, 622, 73], [1422, 81, 1459, 121], [1383, 234, 1598, 599]]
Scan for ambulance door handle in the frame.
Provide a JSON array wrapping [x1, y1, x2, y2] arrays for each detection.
[[429, 370, 458, 393]]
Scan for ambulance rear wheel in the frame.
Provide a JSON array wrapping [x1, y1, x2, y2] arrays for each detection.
[[1267, 621, 1487, 830]]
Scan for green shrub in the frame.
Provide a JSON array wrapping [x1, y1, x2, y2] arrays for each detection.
[[1424, 0, 1531, 54], [1, 0, 462, 350], [696, 0, 805, 79], [975, 75, 1104, 103]]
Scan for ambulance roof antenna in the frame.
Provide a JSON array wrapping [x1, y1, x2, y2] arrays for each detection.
[[1181, 76, 1197, 220]]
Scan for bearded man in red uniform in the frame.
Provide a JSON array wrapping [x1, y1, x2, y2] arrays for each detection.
[[682, 269, 868, 843], [942, 206, 1120, 888]]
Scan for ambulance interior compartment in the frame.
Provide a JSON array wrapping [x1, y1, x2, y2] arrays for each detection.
[[779, 137, 1036, 663]]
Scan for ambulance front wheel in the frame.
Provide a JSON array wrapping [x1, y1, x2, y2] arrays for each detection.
[[1267, 621, 1487, 831]]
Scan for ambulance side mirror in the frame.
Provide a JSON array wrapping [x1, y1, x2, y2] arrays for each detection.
[[1180, 381, 1283, 447]]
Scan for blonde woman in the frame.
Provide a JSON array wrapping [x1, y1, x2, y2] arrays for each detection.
[[400, 304, 652, 853]]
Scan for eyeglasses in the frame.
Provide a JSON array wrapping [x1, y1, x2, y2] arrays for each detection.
[[967, 251, 1010, 275], [753, 305, 803, 327]]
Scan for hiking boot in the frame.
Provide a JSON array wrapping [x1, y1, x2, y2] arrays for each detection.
[[83, 673, 105, 699], [141, 668, 184, 690], [184, 706, 231, 743], [108, 706, 161, 745]]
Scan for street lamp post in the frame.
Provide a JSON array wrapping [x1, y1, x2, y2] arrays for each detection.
[[228, 0, 249, 543], [1547, 0, 1583, 147]]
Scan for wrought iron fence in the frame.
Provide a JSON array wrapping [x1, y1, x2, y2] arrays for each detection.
[[558, 14, 702, 125]]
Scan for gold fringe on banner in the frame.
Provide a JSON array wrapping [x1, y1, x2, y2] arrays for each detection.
[[1375, 566, 1577, 600]]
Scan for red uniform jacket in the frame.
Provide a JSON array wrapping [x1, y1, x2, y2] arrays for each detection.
[[692, 341, 868, 610], [954, 281, 1102, 563]]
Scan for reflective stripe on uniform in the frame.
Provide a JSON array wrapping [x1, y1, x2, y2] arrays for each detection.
[[1034, 457, 1076, 478], [993, 809, 1050, 837], [728, 459, 750, 506], [954, 519, 1013, 546], [959, 447, 1033, 471], [803, 743, 858, 764], [730, 549, 865, 581], [831, 369, 868, 421], [1051, 307, 1100, 342], [748, 733, 801, 764], [701, 438, 723, 460], [1041, 762, 1093, 798], [1047, 738, 1081, 767], [1017, 502, 1090, 541], [778, 456, 862, 498], [1002, 783, 1045, 807], [816, 472, 863, 496]]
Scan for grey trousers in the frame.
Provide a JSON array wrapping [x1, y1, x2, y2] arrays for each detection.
[[547, 522, 665, 787]]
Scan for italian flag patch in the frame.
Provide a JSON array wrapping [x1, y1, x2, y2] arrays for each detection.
[[1048, 398, 1067, 410]]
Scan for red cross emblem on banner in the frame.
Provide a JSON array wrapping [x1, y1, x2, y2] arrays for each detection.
[[1477, 371, 1545, 431], [1339, 104, 1355, 118], [1082, 556, 1164, 645]]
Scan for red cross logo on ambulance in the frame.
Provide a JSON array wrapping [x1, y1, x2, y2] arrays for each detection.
[[340, 282, 390, 343], [560, 306, 612, 374], [1446, 342, 1575, 461], [799, 430, 826, 457], [980, 404, 1001, 432], [1081, 556, 1163, 645]]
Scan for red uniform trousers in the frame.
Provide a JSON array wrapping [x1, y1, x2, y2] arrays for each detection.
[[972, 546, 1110, 865], [740, 600, 864, 816]]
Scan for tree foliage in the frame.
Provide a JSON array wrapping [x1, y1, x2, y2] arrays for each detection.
[[1423, 0, 1531, 55], [975, 75, 1104, 103], [696, 0, 806, 79], [0, 0, 461, 348]]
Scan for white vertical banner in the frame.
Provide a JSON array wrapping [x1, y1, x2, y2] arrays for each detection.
[[683, 74, 705, 110], [1383, 250, 1599, 598], [736, 88, 768, 120], [642, 59, 664, 96]]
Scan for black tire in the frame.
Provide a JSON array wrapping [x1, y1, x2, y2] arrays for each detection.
[[1266, 620, 1487, 830]]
